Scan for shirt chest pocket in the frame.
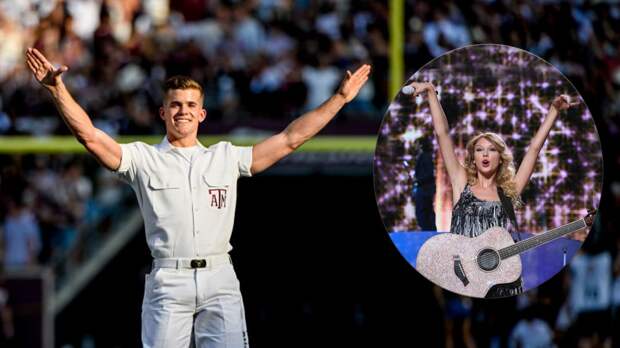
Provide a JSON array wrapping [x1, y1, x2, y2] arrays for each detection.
[[202, 175, 230, 210], [146, 174, 184, 217]]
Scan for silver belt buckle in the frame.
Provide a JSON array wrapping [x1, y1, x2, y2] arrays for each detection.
[[190, 259, 206, 268]]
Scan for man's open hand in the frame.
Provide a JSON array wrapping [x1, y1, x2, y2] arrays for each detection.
[[25, 48, 68, 89], [337, 64, 371, 103]]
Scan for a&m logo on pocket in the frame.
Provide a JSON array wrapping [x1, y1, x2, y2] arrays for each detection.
[[208, 188, 227, 209]]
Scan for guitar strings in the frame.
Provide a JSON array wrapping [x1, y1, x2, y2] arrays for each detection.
[[460, 218, 586, 265]]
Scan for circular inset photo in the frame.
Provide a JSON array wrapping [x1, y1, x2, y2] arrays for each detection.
[[374, 44, 602, 298]]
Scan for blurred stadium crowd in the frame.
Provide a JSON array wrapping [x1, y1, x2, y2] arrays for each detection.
[[1, 0, 620, 347], [0, 0, 384, 137]]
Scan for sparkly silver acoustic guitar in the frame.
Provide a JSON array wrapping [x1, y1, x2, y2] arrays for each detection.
[[415, 210, 596, 298]]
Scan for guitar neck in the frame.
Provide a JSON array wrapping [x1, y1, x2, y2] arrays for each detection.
[[499, 219, 586, 260]]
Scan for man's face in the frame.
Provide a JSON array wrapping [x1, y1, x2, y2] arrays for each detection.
[[160, 88, 207, 138]]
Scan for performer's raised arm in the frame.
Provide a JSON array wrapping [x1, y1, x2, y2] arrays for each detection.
[[406, 82, 467, 199], [514, 95, 579, 194], [250, 64, 371, 174], [25, 48, 122, 171]]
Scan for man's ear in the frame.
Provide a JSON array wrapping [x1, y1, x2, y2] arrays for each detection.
[[159, 106, 165, 121], [199, 108, 207, 123]]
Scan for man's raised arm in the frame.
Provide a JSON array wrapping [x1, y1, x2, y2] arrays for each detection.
[[25, 48, 122, 171], [250, 64, 371, 174]]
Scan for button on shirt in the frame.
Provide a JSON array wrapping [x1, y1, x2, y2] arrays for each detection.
[[113, 136, 253, 258]]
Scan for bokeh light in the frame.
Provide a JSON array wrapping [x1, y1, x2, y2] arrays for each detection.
[[374, 45, 602, 239]]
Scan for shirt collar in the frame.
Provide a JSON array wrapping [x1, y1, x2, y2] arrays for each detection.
[[157, 135, 206, 153]]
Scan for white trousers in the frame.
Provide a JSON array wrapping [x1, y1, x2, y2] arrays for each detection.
[[141, 261, 249, 348]]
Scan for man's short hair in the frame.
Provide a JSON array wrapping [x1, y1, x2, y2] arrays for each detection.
[[163, 76, 204, 100]]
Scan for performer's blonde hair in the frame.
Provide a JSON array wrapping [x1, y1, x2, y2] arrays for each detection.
[[463, 132, 522, 208], [163, 75, 204, 103]]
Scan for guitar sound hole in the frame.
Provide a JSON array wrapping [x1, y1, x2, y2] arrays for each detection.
[[477, 249, 500, 271]]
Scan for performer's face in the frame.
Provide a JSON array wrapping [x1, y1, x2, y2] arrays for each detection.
[[160, 88, 206, 137], [473, 137, 501, 177]]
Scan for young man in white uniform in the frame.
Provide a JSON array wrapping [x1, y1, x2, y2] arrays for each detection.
[[25, 47, 370, 347]]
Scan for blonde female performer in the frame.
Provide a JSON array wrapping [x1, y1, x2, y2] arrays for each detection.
[[407, 82, 578, 297]]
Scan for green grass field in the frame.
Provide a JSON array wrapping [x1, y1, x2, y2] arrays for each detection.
[[0, 135, 377, 154]]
